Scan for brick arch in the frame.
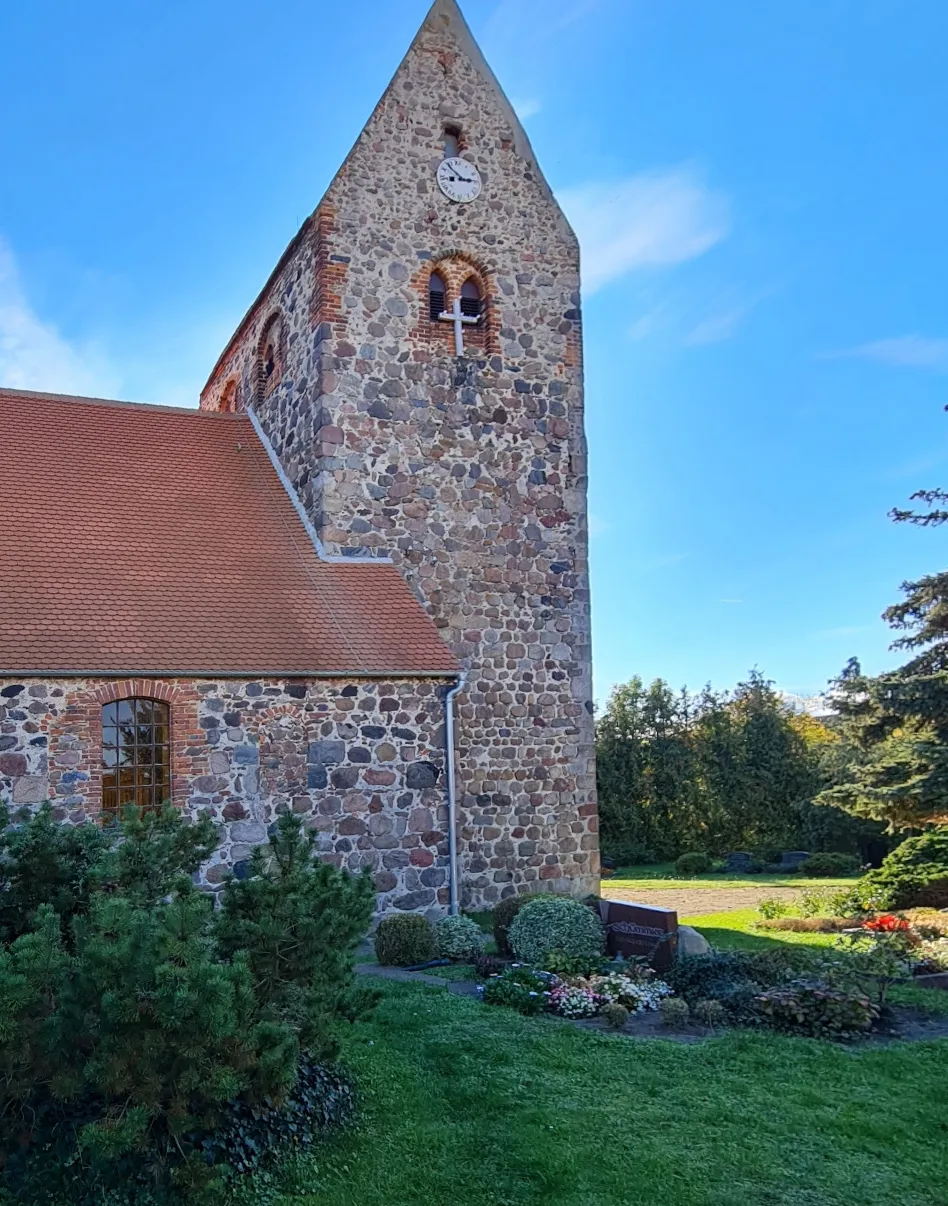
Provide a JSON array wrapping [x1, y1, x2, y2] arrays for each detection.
[[50, 679, 205, 818], [218, 377, 241, 413], [257, 311, 285, 401], [414, 252, 499, 356]]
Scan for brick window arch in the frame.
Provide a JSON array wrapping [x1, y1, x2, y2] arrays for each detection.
[[101, 697, 171, 817], [219, 378, 239, 413], [418, 255, 495, 356], [258, 312, 283, 399]]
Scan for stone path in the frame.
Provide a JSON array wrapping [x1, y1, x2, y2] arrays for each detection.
[[601, 884, 806, 917]]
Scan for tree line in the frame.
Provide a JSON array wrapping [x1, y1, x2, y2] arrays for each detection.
[[595, 671, 885, 864], [597, 438, 948, 866]]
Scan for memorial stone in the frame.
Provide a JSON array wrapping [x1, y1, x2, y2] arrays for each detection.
[[600, 899, 678, 971]]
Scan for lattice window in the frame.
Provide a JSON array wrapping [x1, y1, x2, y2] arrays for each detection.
[[101, 698, 171, 817], [460, 278, 482, 319]]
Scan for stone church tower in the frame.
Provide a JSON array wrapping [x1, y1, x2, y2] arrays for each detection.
[[200, 0, 599, 906]]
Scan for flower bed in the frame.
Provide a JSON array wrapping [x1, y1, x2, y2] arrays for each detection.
[[477, 960, 675, 1026]]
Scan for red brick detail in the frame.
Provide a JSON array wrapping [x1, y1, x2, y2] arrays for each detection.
[[310, 203, 347, 333], [47, 678, 205, 821], [410, 252, 498, 358]]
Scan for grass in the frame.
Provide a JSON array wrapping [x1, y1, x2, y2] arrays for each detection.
[[610, 861, 861, 891], [244, 978, 948, 1206]]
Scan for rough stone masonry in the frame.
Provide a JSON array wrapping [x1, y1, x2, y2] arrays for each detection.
[[199, 0, 599, 907], [0, 0, 598, 914]]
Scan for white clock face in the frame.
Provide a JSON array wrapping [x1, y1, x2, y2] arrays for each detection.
[[436, 157, 482, 203]]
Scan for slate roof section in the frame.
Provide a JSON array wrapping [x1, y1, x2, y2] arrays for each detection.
[[0, 388, 458, 677]]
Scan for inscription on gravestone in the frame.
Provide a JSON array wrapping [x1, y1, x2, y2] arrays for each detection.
[[599, 899, 679, 972]]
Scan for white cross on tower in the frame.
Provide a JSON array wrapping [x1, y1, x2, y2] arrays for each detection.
[[439, 297, 479, 356]]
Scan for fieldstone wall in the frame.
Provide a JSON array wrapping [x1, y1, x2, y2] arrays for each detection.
[[199, 3, 599, 907], [0, 676, 452, 916]]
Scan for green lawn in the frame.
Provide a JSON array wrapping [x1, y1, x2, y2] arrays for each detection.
[[242, 978, 947, 1206], [611, 861, 861, 891]]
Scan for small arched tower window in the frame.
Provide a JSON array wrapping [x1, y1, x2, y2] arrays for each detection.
[[429, 272, 447, 322], [460, 278, 482, 320], [258, 313, 282, 396], [444, 127, 461, 158]]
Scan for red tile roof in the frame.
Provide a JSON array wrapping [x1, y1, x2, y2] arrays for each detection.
[[0, 388, 458, 678]]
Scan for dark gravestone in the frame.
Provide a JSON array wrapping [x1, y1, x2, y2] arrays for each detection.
[[778, 850, 810, 871], [725, 852, 756, 873], [600, 899, 678, 972]]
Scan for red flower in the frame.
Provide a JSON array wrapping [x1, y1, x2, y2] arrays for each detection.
[[864, 914, 910, 932]]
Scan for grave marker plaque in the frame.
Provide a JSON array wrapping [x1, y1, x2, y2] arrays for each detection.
[[600, 899, 679, 971]]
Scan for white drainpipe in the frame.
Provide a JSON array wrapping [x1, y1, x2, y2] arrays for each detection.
[[444, 674, 466, 915]]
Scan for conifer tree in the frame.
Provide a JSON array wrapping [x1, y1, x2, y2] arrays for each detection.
[[817, 488, 948, 829]]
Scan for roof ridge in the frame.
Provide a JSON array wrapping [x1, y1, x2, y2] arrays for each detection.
[[0, 386, 242, 418]]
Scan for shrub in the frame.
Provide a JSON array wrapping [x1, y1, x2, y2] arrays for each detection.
[[799, 886, 852, 918], [435, 915, 485, 962], [692, 999, 727, 1029], [0, 806, 374, 1202], [756, 897, 790, 920], [667, 948, 825, 1020], [854, 828, 948, 910], [675, 852, 711, 876], [474, 954, 506, 980], [755, 980, 878, 1040], [658, 997, 690, 1027], [602, 1002, 629, 1030], [491, 892, 542, 955], [507, 896, 604, 968], [798, 852, 861, 877], [373, 914, 436, 967], [215, 813, 376, 1059], [480, 966, 552, 1015]]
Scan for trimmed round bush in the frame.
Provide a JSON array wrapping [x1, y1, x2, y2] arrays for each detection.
[[492, 892, 541, 954], [507, 895, 604, 967], [658, 997, 690, 1027], [602, 1002, 629, 1030], [374, 914, 436, 967], [675, 852, 712, 876], [797, 852, 861, 877], [692, 999, 727, 1029], [435, 914, 485, 961], [855, 828, 948, 909]]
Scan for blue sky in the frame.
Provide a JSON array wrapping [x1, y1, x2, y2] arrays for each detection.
[[1, 0, 946, 704]]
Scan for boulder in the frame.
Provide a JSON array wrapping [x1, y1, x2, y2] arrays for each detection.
[[676, 925, 711, 957]]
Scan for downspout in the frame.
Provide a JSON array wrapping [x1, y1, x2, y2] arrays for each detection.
[[445, 673, 466, 916]]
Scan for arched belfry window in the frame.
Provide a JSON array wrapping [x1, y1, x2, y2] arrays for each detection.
[[444, 127, 462, 158], [101, 698, 171, 817], [460, 278, 482, 320], [429, 273, 447, 322], [259, 313, 283, 396]]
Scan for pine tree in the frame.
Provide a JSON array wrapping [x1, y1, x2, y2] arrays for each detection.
[[817, 488, 948, 829], [215, 814, 376, 1061]]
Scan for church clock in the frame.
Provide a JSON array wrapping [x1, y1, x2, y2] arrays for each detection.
[[436, 156, 482, 203]]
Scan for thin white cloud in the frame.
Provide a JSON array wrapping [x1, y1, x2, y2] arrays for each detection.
[[557, 167, 731, 294], [0, 237, 119, 396], [512, 97, 542, 121], [685, 307, 746, 345], [823, 334, 948, 370]]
